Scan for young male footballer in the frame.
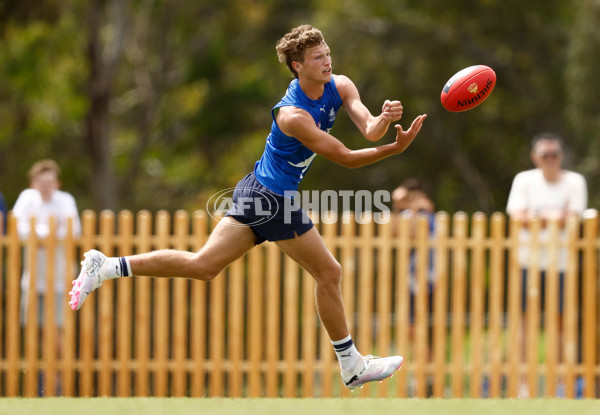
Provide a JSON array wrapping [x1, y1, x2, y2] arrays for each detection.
[[70, 24, 426, 389]]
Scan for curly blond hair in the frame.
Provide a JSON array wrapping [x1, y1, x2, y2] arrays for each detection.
[[276, 25, 325, 78]]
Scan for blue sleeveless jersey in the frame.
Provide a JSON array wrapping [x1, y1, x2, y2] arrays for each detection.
[[254, 77, 343, 195]]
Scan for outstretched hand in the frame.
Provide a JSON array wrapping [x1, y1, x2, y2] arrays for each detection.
[[394, 114, 427, 153]]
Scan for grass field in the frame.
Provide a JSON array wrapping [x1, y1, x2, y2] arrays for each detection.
[[1, 398, 599, 415]]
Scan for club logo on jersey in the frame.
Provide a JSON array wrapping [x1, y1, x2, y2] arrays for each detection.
[[288, 153, 317, 181], [329, 108, 336, 123]]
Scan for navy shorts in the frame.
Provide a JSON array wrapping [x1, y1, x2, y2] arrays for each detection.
[[225, 172, 314, 245]]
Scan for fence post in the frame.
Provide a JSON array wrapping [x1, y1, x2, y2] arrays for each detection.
[[432, 213, 449, 398], [414, 214, 430, 398], [24, 216, 39, 397], [208, 216, 225, 397], [265, 241, 281, 397], [282, 245, 300, 397], [563, 213, 580, 398], [172, 210, 190, 397], [135, 210, 152, 396], [79, 210, 97, 397], [5, 213, 21, 396], [98, 210, 115, 397], [43, 217, 58, 397], [544, 219, 561, 397], [301, 252, 317, 398], [229, 254, 245, 397], [395, 214, 410, 397], [154, 211, 171, 396], [450, 212, 468, 397], [62, 217, 77, 397], [190, 211, 208, 397], [338, 212, 355, 398], [376, 213, 393, 397], [357, 216, 374, 397], [525, 218, 542, 397], [506, 217, 522, 397], [488, 213, 506, 397], [247, 240, 264, 397], [116, 210, 134, 397], [582, 211, 598, 398], [469, 212, 486, 398]]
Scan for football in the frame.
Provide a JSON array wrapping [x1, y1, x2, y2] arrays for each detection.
[[440, 65, 496, 112]]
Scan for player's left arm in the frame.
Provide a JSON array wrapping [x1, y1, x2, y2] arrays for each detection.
[[506, 173, 531, 223], [335, 74, 404, 142]]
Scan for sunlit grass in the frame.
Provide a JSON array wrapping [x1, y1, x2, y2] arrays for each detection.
[[1, 398, 599, 415]]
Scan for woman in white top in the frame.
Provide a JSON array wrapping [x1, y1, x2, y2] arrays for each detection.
[[506, 132, 587, 397]]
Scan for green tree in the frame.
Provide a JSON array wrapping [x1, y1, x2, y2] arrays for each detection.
[[566, 0, 600, 208], [304, 0, 574, 213], [0, 0, 591, 215], [0, 1, 87, 206]]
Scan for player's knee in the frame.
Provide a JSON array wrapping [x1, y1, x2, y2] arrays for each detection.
[[190, 253, 222, 281], [317, 260, 342, 286], [331, 261, 343, 284], [200, 269, 219, 281]]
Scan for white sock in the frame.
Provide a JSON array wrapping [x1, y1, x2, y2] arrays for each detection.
[[102, 256, 133, 281], [332, 334, 361, 371]]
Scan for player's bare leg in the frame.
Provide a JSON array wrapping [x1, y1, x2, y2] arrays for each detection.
[[127, 216, 256, 279], [69, 216, 256, 310], [276, 227, 403, 388], [276, 227, 348, 340]]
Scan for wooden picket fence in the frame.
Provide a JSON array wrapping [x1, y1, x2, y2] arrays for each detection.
[[0, 209, 599, 398]]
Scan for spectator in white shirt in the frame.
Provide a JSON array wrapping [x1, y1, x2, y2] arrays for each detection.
[[13, 160, 81, 357], [507, 133, 587, 273], [506, 133, 587, 397]]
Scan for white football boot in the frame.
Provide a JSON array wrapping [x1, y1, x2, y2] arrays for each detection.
[[341, 355, 404, 389], [68, 249, 107, 311]]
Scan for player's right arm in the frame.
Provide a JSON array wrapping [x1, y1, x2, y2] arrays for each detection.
[[275, 106, 426, 169], [335, 74, 404, 142]]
